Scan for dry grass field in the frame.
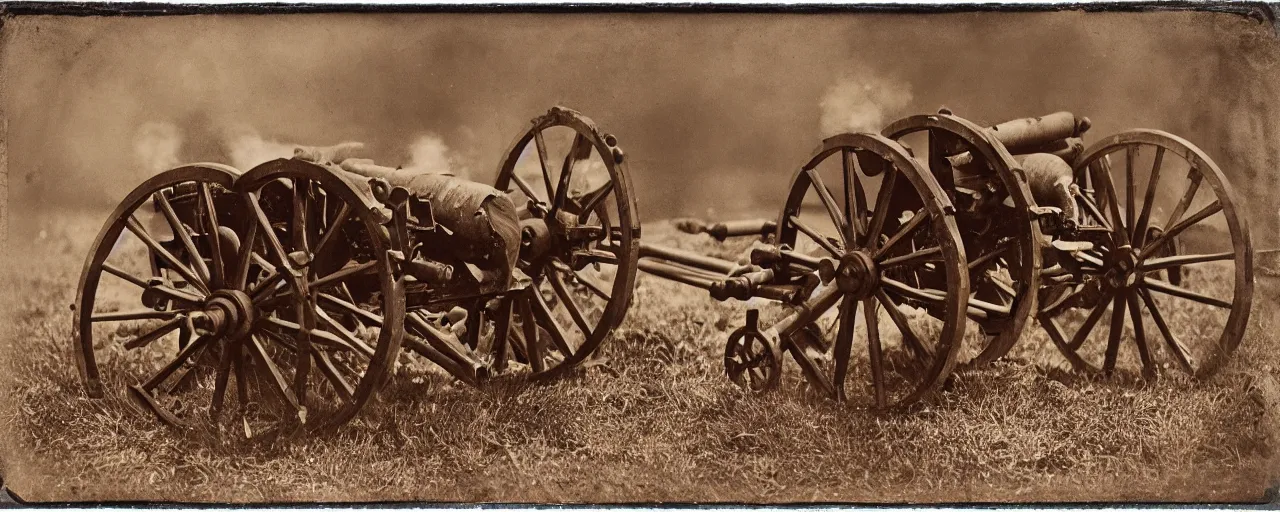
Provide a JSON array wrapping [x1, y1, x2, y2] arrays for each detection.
[[1, 213, 1277, 504]]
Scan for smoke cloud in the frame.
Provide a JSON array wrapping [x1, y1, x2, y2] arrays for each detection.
[[3, 12, 1278, 242], [819, 75, 913, 137], [132, 121, 183, 174], [223, 126, 299, 171], [403, 134, 471, 179]]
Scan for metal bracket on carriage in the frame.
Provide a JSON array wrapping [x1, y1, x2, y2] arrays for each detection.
[[403, 310, 491, 385], [709, 269, 778, 301], [750, 244, 827, 273], [1030, 205, 1072, 241]]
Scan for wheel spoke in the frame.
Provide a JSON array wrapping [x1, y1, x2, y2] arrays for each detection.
[[313, 307, 377, 358], [290, 179, 310, 252], [124, 216, 209, 295], [1139, 251, 1234, 271], [1077, 191, 1113, 231], [831, 297, 857, 402], [153, 191, 211, 285], [1126, 292, 1154, 377], [199, 183, 226, 288], [310, 204, 352, 271], [576, 181, 615, 223], [875, 289, 933, 364], [101, 262, 149, 289], [1133, 146, 1165, 246], [842, 148, 867, 242], [1138, 287, 1195, 373], [865, 167, 899, 251], [881, 277, 1004, 320], [1140, 200, 1222, 260], [967, 239, 1012, 271], [533, 129, 556, 200], [510, 173, 540, 202], [245, 192, 295, 278], [1142, 276, 1232, 309], [1066, 292, 1114, 351], [864, 298, 886, 408], [806, 169, 849, 245], [546, 272, 594, 338], [210, 338, 238, 417], [788, 215, 841, 256], [233, 348, 250, 412], [121, 315, 186, 349], [1039, 316, 1072, 356], [290, 298, 316, 409], [250, 272, 287, 302], [312, 261, 378, 290], [1092, 158, 1129, 245], [312, 351, 355, 402], [157, 330, 206, 395], [140, 334, 213, 391], [233, 221, 260, 291], [1102, 294, 1126, 375], [527, 288, 575, 357], [247, 335, 302, 414], [874, 207, 925, 259], [1162, 170, 1202, 235], [785, 336, 835, 398], [317, 292, 385, 326], [1125, 145, 1137, 238], [553, 133, 590, 213], [879, 246, 942, 269], [517, 296, 545, 372], [551, 258, 612, 301], [265, 314, 369, 355]]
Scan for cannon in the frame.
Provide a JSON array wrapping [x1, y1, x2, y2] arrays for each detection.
[[75, 103, 1260, 432], [635, 109, 1256, 409], [74, 106, 640, 432]]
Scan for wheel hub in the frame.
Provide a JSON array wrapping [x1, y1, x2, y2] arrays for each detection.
[[1104, 244, 1142, 290], [193, 289, 257, 339], [829, 250, 880, 298]]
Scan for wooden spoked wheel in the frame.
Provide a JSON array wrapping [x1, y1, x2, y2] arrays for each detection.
[[482, 106, 641, 379], [773, 133, 968, 409], [76, 156, 406, 432], [75, 164, 242, 408], [224, 158, 406, 432], [1037, 130, 1252, 379], [883, 113, 1044, 367]]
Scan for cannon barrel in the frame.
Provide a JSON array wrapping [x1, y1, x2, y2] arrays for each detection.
[[986, 111, 1091, 153], [338, 159, 521, 289]]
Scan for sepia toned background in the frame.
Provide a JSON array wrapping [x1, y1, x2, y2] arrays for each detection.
[[1, 10, 1278, 503], [4, 11, 1280, 233]]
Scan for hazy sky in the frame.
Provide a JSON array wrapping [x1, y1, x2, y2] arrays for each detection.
[[4, 11, 1278, 234]]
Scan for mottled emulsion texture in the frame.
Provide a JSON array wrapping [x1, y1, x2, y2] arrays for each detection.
[[1, 10, 1278, 504]]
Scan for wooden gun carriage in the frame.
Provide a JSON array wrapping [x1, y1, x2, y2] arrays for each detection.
[[74, 105, 1256, 433]]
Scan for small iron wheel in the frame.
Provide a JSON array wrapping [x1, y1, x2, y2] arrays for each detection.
[[723, 318, 783, 393]]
